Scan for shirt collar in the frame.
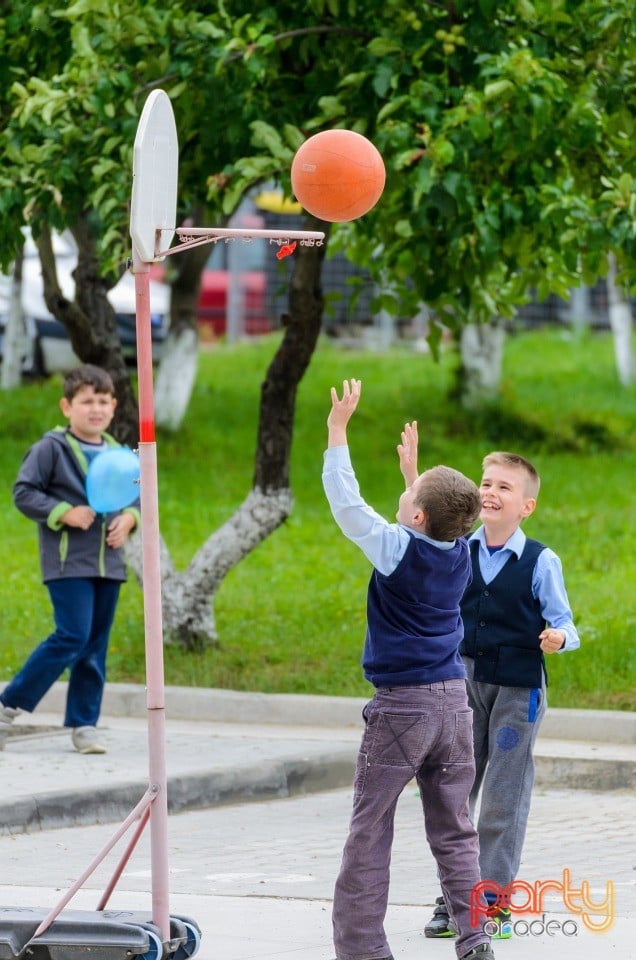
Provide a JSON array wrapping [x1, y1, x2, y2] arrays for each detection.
[[470, 525, 526, 558], [402, 526, 456, 551]]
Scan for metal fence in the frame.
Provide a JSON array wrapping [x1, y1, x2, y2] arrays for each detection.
[[262, 213, 620, 334]]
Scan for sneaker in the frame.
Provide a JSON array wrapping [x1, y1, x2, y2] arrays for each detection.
[[0, 702, 20, 725], [460, 944, 496, 960], [424, 896, 457, 938], [487, 905, 512, 940], [72, 726, 107, 754]]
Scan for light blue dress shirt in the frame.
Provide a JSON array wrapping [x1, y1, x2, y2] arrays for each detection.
[[323, 447, 579, 654], [322, 445, 455, 577], [469, 525, 580, 652]]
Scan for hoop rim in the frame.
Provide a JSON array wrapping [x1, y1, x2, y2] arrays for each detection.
[[156, 226, 325, 257]]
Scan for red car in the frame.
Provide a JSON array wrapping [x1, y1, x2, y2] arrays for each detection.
[[151, 211, 272, 339]]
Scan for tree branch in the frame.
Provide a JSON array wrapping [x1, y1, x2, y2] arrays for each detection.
[[225, 25, 372, 63]]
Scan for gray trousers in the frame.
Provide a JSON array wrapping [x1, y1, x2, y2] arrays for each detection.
[[463, 655, 547, 889], [332, 681, 488, 960]]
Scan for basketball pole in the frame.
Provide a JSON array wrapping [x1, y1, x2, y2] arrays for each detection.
[[129, 225, 319, 947], [132, 248, 171, 943], [1, 84, 369, 960]]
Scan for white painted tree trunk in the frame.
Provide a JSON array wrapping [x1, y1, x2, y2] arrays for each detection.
[[568, 284, 591, 332], [154, 326, 199, 431], [606, 255, 634, 386], [125, 486, 293, 647], [1, 250, 26, 389], [458, 320, 506, 408]]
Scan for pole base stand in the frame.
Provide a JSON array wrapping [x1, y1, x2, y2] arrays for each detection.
[[0, 907, 201, 960]]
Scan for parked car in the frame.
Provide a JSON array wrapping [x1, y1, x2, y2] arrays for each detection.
[[0, 230, 170, 375], [196, 230, 270, 338]]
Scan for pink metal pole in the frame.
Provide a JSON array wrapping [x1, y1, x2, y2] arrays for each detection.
[[133, 248, 171, 942], [96, 806, 151, 911]]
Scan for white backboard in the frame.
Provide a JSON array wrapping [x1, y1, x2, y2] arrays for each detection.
[[130, 90, 178, 262]]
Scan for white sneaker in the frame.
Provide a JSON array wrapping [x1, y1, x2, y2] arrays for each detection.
[[72, 726, 107, 754], [0, 702, 20, 725]]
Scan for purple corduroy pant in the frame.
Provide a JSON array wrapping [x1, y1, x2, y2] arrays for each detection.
[[333, 680, 488, 960]]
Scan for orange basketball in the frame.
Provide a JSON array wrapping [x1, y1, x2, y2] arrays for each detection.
[[291, 130, 386, 222]]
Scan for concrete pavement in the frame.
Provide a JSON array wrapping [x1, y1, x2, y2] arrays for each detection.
[[0, 682, 634, 833], [0, 683, 634, 959]]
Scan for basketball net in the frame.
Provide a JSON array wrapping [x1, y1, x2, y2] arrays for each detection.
[[156, 225, 324, 258]]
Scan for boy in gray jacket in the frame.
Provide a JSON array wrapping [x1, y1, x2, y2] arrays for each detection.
[[0, 364, 139, 754]]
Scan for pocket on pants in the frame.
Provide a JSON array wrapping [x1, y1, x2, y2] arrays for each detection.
[[369, 712, 429, 766], [353, 751, 369, 801], [447, 709, 474, 762]]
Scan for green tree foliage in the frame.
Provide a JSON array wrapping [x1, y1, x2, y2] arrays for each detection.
[[0, 2, 244, 440], [216, 1, 635, 335], [1, 1, 633, 332], [1, 2, 222, 276]]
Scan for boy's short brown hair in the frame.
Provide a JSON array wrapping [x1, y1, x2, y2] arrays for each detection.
[[63, 364, 115, 401], [414, 466, 481, 541], [482, 451, 540, 498]]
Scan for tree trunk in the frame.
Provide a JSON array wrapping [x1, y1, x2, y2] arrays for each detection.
[[567, 283, 591, 332], [126, 486, 294, 648], [1, 246, 26, 389], [457, 320, 505, 408], [255, 217, 330, 491], [126, 217, 330, 648], [155, 234, 209, 430], [606, 254, 634, 387], [37, 218, 139, 445], [154, 327, 199, 430]]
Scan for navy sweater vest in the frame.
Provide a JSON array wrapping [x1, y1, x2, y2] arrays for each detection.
[[460, 537, 547, 688], [363, 533, 471, 688]]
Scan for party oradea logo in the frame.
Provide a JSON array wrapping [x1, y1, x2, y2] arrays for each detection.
[[471, 869, 615, 936]]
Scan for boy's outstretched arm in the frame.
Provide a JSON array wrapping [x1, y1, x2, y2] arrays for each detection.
[[397, 420, 419, 488], [327, 379, 361, 447]]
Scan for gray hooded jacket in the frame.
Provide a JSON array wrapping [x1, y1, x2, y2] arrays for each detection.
[[13, 426, 140, 583]]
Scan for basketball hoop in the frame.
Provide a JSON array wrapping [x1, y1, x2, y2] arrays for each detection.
[[156, 226, 324, 258], [0, 88, 325, 960]]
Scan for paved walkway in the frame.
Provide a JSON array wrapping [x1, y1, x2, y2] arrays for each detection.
[[0, 684, 634, 959]]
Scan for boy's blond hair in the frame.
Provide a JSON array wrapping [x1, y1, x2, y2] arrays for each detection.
[[482, 451, 540, 499], [414, 466, 482, 541]]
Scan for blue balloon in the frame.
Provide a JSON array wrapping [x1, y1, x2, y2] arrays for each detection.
[[86, 447, 140, 513]]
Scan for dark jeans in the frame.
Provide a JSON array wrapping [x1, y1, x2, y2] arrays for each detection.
[[1, 577, 120, 728], [333, 681, 487, 960]]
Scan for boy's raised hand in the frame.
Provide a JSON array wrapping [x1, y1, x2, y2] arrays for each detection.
[[327, 379, 361, 447], [397, 420, 419, 487]]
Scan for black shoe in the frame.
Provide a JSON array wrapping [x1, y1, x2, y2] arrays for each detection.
[[460, 944, 495, 960], [424, 896, 457, 938]]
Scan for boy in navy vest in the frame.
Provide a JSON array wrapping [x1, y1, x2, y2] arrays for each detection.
[[423, 448, 579, 941], [323, 380, 494, 960]]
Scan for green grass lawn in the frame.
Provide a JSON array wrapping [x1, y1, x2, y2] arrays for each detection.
[[1, 327, 635, 710]]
